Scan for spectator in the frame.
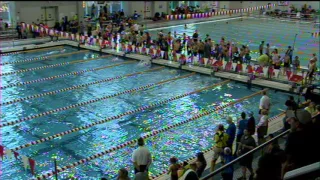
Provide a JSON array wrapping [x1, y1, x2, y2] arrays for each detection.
[[259, 41, 264, 56], [282, 110, 315, 178], [132, 137, 152, 176], [255, 153, 282, 180], [118, 168, 130, 180], [167, 157, 180, 180], [225, 116, 236, 152], [16, 22, 22, 39], [312, 105, 320, 126], [285, 46, 293, 64], [247, 111, 256, 135], [264, 134, 286, 164], [195, 152, 207, 177], [221, 147, 234, 180], [235, 112, 248, 156], [179, 162, 199, 180], [257, 109, 268, 145], [237, 129, 256, 180], [259, 91, 271, 115], [211, 124, 229, 172], [305, 101, 317, 116]]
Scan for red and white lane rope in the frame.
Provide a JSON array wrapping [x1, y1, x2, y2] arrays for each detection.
[[1, 66, 165, 106], [0, 55, 109, 76], [0, 50, 89, 66], [9, 80, 230, 151], [0, 61, 135, 90], [150, 111, 286, 179], [0, 73, 195, 128], [34, 88, 268, 180]]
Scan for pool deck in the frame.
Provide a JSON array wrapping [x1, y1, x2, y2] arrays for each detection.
[[0, 39, 305, 93]]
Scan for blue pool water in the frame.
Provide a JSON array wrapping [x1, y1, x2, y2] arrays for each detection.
[[0, 46, 297, 179], [148, 17, 319, 67]]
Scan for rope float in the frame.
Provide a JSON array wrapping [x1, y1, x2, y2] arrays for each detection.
[[34, 88, 268, 180], [150, 111, 286, 179], [9, 80, 230, 151], [1, 66, 165, 106], [0, 73, 196, 128], [0, 61, 136, 90], [0, 55, 110, 76], [0, 50, 89, 65], [0, 46, 65, 56]]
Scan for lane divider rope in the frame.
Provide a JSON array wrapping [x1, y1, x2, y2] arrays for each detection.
[[0, 61, 136, 90], [9, 80, 230, 151], [150, 112, 286, 179], [0, 50, 89, 65], [0, 73, 196, 128], [1, 66, 165, 106], [0, 46, 64, 56], [0, 55, 111, 76], [33, 88, 268, 180]]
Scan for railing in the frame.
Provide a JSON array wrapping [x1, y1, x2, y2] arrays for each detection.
[[284, 162, 320, 180], [201, 129, 290, 180]]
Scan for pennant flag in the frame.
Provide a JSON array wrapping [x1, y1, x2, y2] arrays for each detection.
[[0, 145, 4, 160], [5, 149, 13, 159], [22, 155, 29, 170], [13, 151, 19, 160], [29, 158, 36, 175]]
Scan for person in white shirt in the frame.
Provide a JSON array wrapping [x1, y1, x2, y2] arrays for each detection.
[[259, 91, 271, 114], [257, 109, 269, 145], [132, 137, 152, 176]]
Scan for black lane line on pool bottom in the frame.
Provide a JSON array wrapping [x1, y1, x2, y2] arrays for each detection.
[[9, 80, 230, 152], [0, 66, 165, 106], [0, 73, 196, 128]]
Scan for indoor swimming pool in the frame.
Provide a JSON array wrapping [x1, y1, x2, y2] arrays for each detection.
[[148, 16, 319, 67], [1, 46, 298, 179]]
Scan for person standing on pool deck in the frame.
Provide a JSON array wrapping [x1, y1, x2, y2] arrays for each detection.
[[285, 46, 293, 65], [265, 43, 270, 57], [259, 41, 265, 56], [211, 124, 229, 172], [132, 137, 152, 177], [235, 112, 248, 156], [259, 91, 271, 115]]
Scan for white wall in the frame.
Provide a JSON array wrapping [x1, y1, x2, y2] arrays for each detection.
[[127, 1, 145, 16], [219, 2, 230, 10], [14, 1, 78, 24], [229, 1, 243, 9], [153, 1, 169, 14]]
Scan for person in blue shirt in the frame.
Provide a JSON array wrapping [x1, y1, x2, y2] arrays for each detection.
[[222, 147, 234, 180], [226, 116, 236, 152], [234, 112, 248, 156]]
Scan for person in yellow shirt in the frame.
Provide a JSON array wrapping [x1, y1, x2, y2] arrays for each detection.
[[211, 124, 229, 172], [305, 101, 317, 116]]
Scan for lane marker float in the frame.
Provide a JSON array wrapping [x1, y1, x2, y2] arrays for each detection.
[[0, 46, 64, 56], [9, 80, 230, 151], [0, 55, 111, 76], [0, 73, 196, 127], [0, 61, 136, 90], [1, 66, 165, 106], [0, 50, 89, 65], [33, 89, 268, 180]]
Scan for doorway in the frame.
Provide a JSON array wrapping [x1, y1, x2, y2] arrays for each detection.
[[40, 6, 58, 27], [144, 1, 152, 18]]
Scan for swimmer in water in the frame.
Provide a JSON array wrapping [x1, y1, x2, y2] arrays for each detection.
[[60, 49, 66, 53], [184, 24, 187, 29]]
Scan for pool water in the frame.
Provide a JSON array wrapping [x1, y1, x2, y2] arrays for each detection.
[[0, 46, 297, 179], [148, 17, 319, 67]]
